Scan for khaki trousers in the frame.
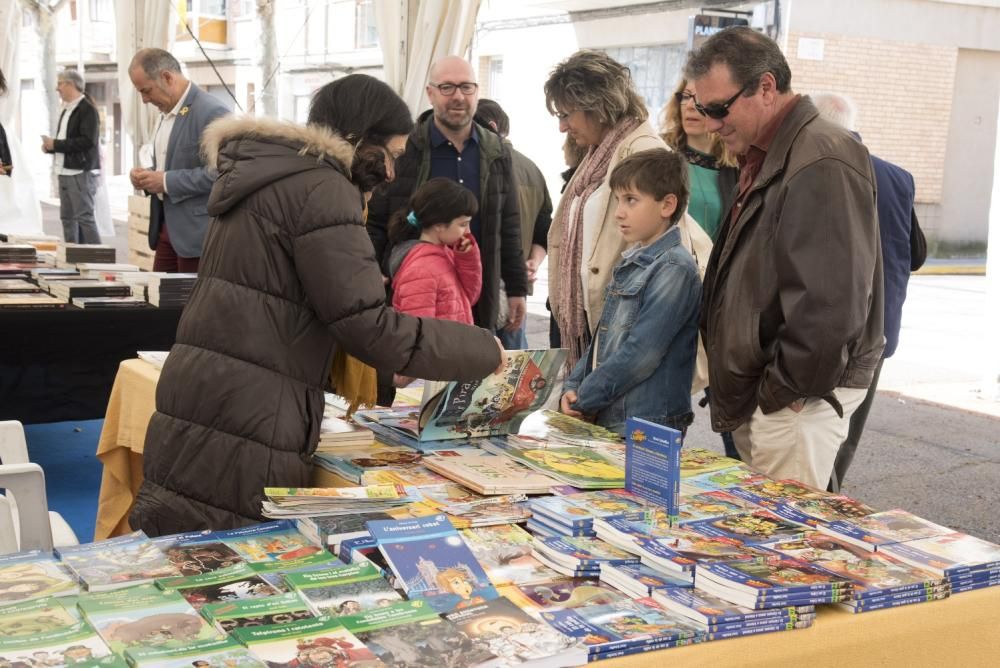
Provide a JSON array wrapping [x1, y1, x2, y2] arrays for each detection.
[[732, 387, 869, 489]]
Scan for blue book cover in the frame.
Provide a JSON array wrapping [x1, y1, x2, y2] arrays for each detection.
[[704, 619, 806, 640], [949, 567, 1000, 585], [652, 587, 809, 625], [528, 513, 597, 538], [624, 418, 682, 521], [202, 521, 324, 564], [366, 515, 498, 613], [880, 531, 1000, 577], [531, 490, 650, 529], [56, 531, 180, 591], [818, 509, 954, 552], [686, 509, 809, 545], [950, 578, 1000, 594], [601, 562, 693, 596], [533, 537, 640, 568], [698, 559, 854, 596]]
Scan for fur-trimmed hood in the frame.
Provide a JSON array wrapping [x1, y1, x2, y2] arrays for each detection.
[[202, 116, 356, 217]]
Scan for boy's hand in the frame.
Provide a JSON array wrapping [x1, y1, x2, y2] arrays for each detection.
[[492, 337, 507, 376], [453, 233, 473, 254], [560, 391, 583, 418]]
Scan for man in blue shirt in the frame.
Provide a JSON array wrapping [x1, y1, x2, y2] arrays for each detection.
[[368, 56, 527, 341]]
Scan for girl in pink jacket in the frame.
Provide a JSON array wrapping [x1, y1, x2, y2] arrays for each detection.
[[388, 178, 482, 325]]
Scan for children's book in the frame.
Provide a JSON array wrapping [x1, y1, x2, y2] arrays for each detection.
[[158, 542, 245, 577], [676, 491, 753, 525], [285, 561, 401, 616], [312, 442, 424, 483], [295, 512, 396, 548], [444, 596, 588, 667], [0, 596, 77, 638], [599, 563, 693, 599], [244, 550, 341, 590], [0, 550, 78, 604], [679, 465, 765, 493], [124, 636, 266, 668], [631, 531, 772, 575], [420, 450, 561, 494], [679, 448, 738, 477], [686, 509, 809, 545], [532, 537, 640, 570], [156, 563, 282, 611], [204, 521, 325, 563], [366, 349, 567, 444], [233, 615, 379, 668], [0, 620, 125, 668], [539, 597, 702, 657], [56, 532, 180, 591], [494, 578, 630, 617], [651, 587, 814, 627], [530, 552, 602, 580], [460, 525, 556, 587], [341, 599, 501, 667], [696, 559, 855, 600], [409, 483, 532, 528], [366, 515, 498, 613], [515, 409, 623, 448], [77, 584, 220, 654], [817, 509, 955, 552], [261, 485, 413, 519], [879, 531, 1000, 577], [531, 490, 650, 530], [201, 592, 316, 634], [624, 418, 683, 520], [479, 440, 625, 489], [782, 495, 877, 524]]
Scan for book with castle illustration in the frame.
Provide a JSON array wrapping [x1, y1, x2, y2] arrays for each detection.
[[367, 349, 567, 442]]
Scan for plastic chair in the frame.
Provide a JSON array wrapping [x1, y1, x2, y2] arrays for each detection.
[[0, 420, 80, 554]]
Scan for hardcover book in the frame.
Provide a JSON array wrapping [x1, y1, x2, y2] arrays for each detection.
[[233, 615, 379, 668], [366, 515, 498, 613], [56, 532, 180, 591], [0, 550, 79, 604], [340, 600, 501, 668], [285, 561, 401, 615]]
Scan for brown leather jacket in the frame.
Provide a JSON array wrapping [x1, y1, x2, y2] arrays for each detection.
[[702, 97, 884, 432]]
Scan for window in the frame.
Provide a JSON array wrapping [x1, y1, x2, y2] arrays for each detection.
[[177, 0, 229, 45], [202, 0, 227, 17], [487, 57, 503, 102], [603, 44, 687, 130], [89, 0, 111, 21], [355, 0, 378, 49]]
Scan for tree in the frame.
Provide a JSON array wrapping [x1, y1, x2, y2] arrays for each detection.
[[256, 0, 277, 117]]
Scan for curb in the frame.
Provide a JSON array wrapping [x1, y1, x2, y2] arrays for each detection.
[[914, 265, 986, 276]]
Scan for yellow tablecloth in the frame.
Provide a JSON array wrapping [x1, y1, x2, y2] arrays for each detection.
[[92, 360, 1000, 665]]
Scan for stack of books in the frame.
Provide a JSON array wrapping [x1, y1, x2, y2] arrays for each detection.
[[47, 280, 132, 302], [57, 243, 116, 265], [460, 524, 557, 587], [285, 561, 402, 615], [0, 278, 42, 293], [694, 558, 855, 610], [881, 530, 1000, 595], [0, 292, 66, 309], [0, 243, 39, 263], [72, 296, 150, 309], [260, 484, 414, 519], [294, 511, 396, 549], [55, 532, 181, 591], [531, 535, 640, 578], [311, 442, 425, 484], [421, 449, 560, 494], [76, 262, 141, 279], [653, 587, 816, 640], [147, 273, 197, 307], [600, 561, 694, 597], [529, 489, 650, 538], [0, 233, 60, 251], [315, 413, 375, 450], [817, 508, 955, 552]]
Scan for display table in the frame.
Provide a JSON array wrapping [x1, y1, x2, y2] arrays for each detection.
[[93, 361, 1000, 665], [94, 359, 347, 541], [0, 306, 183, 423]]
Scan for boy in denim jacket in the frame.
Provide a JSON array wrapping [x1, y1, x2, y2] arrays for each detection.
[[560, 148, 701, 435]]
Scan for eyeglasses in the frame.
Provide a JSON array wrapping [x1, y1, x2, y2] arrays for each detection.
[[674, 91, 696, 105], [694, 83, 751, 120], [429, 82, 478, 96]]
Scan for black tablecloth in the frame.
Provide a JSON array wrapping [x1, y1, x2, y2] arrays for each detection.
[[0, 307, 183, 423]]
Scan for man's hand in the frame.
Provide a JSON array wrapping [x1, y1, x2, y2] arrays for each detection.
[[41, 136, 54, 153], [492, 336, 507, 376], [525, 257, 539, 283], [505, 296, 526, 332], [526, 244, 546, 283], [788, 398, 806, 413], [392, 373, 414, 388], [560, 391, 583, 418], [135, 169, 167, 194], [129, 167, 147, 189]]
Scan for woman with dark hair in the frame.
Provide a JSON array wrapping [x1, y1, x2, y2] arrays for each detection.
[[0, 67, 12, 176], [544, 51, 711, 368], [660, 78, 738, 241], [129, 74, 503, 535]]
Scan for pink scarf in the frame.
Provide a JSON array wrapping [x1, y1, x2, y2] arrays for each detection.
[[555, 118, 641, 367]]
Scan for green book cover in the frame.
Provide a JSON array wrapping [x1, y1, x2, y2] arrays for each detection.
[[0, 596, 78, 638], [124, 636, 266, 668], [233, 615, 378, 666], [155, 563, 281, 611], [285, 561, 400, 615], [0, 620, 127, 667], [0, 550, 79, 605], [201, 592, 315, 634], [77, 584, 219, 654], [245, 551, 340, 591]]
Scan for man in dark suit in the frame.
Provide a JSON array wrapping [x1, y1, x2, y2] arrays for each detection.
[[813, 92, 919, 492], [128, 48, 230, 272], [42, 69, 101, 244]]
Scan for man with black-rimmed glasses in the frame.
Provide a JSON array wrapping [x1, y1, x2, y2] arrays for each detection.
[[368, 56, 527, 343], [686, 27, 884, 490]]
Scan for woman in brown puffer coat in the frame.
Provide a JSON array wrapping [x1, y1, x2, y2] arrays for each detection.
[[129, 75, 503, 536]]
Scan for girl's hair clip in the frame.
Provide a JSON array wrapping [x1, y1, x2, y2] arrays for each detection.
[[406, 211, 419, 227]]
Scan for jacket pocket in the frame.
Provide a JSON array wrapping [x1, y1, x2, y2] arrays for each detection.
[[749, 310, 769, 365]]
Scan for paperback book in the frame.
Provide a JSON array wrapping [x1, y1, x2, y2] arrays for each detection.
[[420, 450, 560, 495], [124, 636, 266, 668], [0, 621, 124, 668], [285, 561, 401, 615], [685, 509, 810, 545], [233, 615, 378, 668], [367, 515, 498, 613], [460, 524, 556, 587], [158, 542, 244, 578], [56, 532, 180, 591], [679, 465, 766, 494], [340, 600, 501, 668], [817, 509, 955, 552], [311, 443, 424, 484], [0, 596, 78, 638], [530, 489, 650, 531], [599, 562, 693, 599], [295, 512, 396, 549], [200, 592, 316, 634], [204, 521, 325, 563], [679, 449, 738, 477], [695, 559, 854, 609], [675, 491, 752, 525], [0, 550, 79, 604], [495, 578, 630, 617], [532, 536, 640, 571], [651, 587, 814, 627], [155, 563, 282, 611], [879, 531, 1000, 577], [624, 418, 683, 520], [261, 485, 413, 519], [514, 409, 623, 448], [479, 439, 625, 489]]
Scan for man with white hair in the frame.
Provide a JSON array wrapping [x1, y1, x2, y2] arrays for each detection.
[[42, 69, 102, 244], [812, 92, 923, 492]]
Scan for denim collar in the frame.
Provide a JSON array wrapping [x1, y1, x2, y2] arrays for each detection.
[[622, 225, 682, 268]]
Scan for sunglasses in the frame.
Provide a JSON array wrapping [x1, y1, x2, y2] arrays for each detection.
[[694, 83, 750, 120]]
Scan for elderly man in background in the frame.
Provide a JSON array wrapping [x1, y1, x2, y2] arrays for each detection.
[[813, 92, 924, 492], [687, 27, 884, 489], [42, 69, 102, 244], [128, 48, 230, 273]]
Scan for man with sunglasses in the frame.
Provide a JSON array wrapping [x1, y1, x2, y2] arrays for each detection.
[[685, 27, 884, 490], [368, 56, 528, 345]]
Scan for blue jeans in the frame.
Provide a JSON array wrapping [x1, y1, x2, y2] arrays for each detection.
[[496, 321, 528, 350]]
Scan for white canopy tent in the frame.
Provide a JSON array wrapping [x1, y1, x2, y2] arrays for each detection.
[[0, 0, 43, 236], [375, 0, 482, 115]]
